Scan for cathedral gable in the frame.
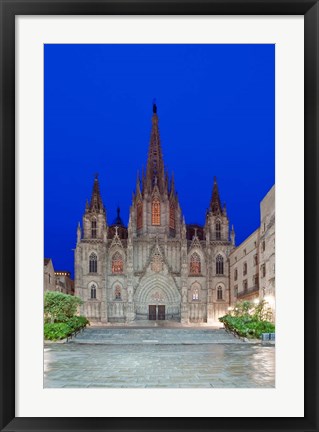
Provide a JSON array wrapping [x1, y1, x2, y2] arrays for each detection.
[[110, 226, 124, 250], [189, 234, 202, 252]]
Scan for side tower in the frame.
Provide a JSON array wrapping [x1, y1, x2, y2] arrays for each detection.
[[205, 177, 233, 323], [74, 175, 108, 321]]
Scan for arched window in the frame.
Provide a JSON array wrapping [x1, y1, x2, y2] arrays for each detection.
[[112, 252, 123, 274], [216, 254, 224, 275], [89, 252, 97, 273], [234, 268, 238, 281], [216, 220, 221, 240], [91, 219, 97, 239], [152, 198, 161, 225], [192, 287, 199, 301], [114, 285, 122, 300], [90, 283, 97, 299], [190, 252, 201, 274], [169, 202, 175, 230], [217, 285, 223, 300], [137, 201, 143, 230]]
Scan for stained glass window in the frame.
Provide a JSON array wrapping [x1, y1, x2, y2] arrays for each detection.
[[112, 252, 123, 274], [190, 252, 201, 274], [152, 198, 161, 225]]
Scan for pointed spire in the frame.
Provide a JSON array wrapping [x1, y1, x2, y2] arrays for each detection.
[[170, 172, 175, 196], [231, 224, 235, 246], [210, 176, 222, 215], [165, 169, 169, 190], [181, 216, 186, 239], [77, 222, 81, 243], [89, 174, 104, 212], [145, 102, 166, 194], [223, 202, 227, 216], [135, 171, 141, 195], [111, 206, 124, 226]]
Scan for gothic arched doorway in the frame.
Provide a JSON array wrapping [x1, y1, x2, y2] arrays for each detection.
[[134, 274, 181, 321]]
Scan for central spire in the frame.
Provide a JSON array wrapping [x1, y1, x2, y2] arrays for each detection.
[[145, 102, 166, 194]]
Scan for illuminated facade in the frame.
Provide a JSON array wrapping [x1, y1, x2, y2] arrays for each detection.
[[74, 104, 271, 324], [229, 186, 276, 319]]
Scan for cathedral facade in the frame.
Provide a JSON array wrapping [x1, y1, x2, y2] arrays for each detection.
[[74, 104, 235, 324]]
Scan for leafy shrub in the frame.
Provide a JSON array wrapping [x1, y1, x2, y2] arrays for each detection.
[[219, 300, 275, 339], [44, 316, 89, 341], [44, 291, 83, 323]]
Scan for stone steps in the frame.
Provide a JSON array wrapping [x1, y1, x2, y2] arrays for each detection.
[[70, 327, 244, 345]]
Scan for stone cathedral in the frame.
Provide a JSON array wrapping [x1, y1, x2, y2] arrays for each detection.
[[75, 103, 235, 324]]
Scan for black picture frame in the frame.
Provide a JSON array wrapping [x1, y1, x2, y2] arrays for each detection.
[[0, 1, 318, 431]]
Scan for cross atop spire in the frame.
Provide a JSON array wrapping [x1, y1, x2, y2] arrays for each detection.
[[144, 102, 166, 194], [89, 175, 104, 213], [210, 176, 222, 215]]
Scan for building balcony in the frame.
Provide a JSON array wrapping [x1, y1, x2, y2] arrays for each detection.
[[237, 285, 259, 299]]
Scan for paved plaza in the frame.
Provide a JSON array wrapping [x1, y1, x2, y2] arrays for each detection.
[[44, 327, 275, 388]]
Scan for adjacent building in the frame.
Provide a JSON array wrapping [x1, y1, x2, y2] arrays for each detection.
[[229, 186, 275, 318], [55, 271, 75, 296], [44, 258, 56, 292], [44, 258, 74, 295]]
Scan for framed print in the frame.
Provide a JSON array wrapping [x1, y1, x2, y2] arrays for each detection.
[[0, 1, 318, 431]]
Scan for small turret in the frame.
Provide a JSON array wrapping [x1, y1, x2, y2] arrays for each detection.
[[206, 177, 230, 242], [135, 171, 141, 196], [89, 174, 105, 213], [210, 176, 222, 215], [82, 175, 107, 240], [77, 222, 81, 244], [231, 224, 235, 246]]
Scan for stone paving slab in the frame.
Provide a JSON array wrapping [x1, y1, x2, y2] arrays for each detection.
[[44, 328, 275, 388]]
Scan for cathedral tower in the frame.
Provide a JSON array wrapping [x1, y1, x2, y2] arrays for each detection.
[[204, 177, 233, 323], [82, 175, 107, 240], [206, 177, 229, 241], [75, 175, 108, 321]]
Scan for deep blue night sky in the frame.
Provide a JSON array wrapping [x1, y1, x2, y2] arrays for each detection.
[[44, 44, 275, 277]]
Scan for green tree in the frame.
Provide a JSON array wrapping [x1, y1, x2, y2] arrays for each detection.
[[44, 291, 83, 323]]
